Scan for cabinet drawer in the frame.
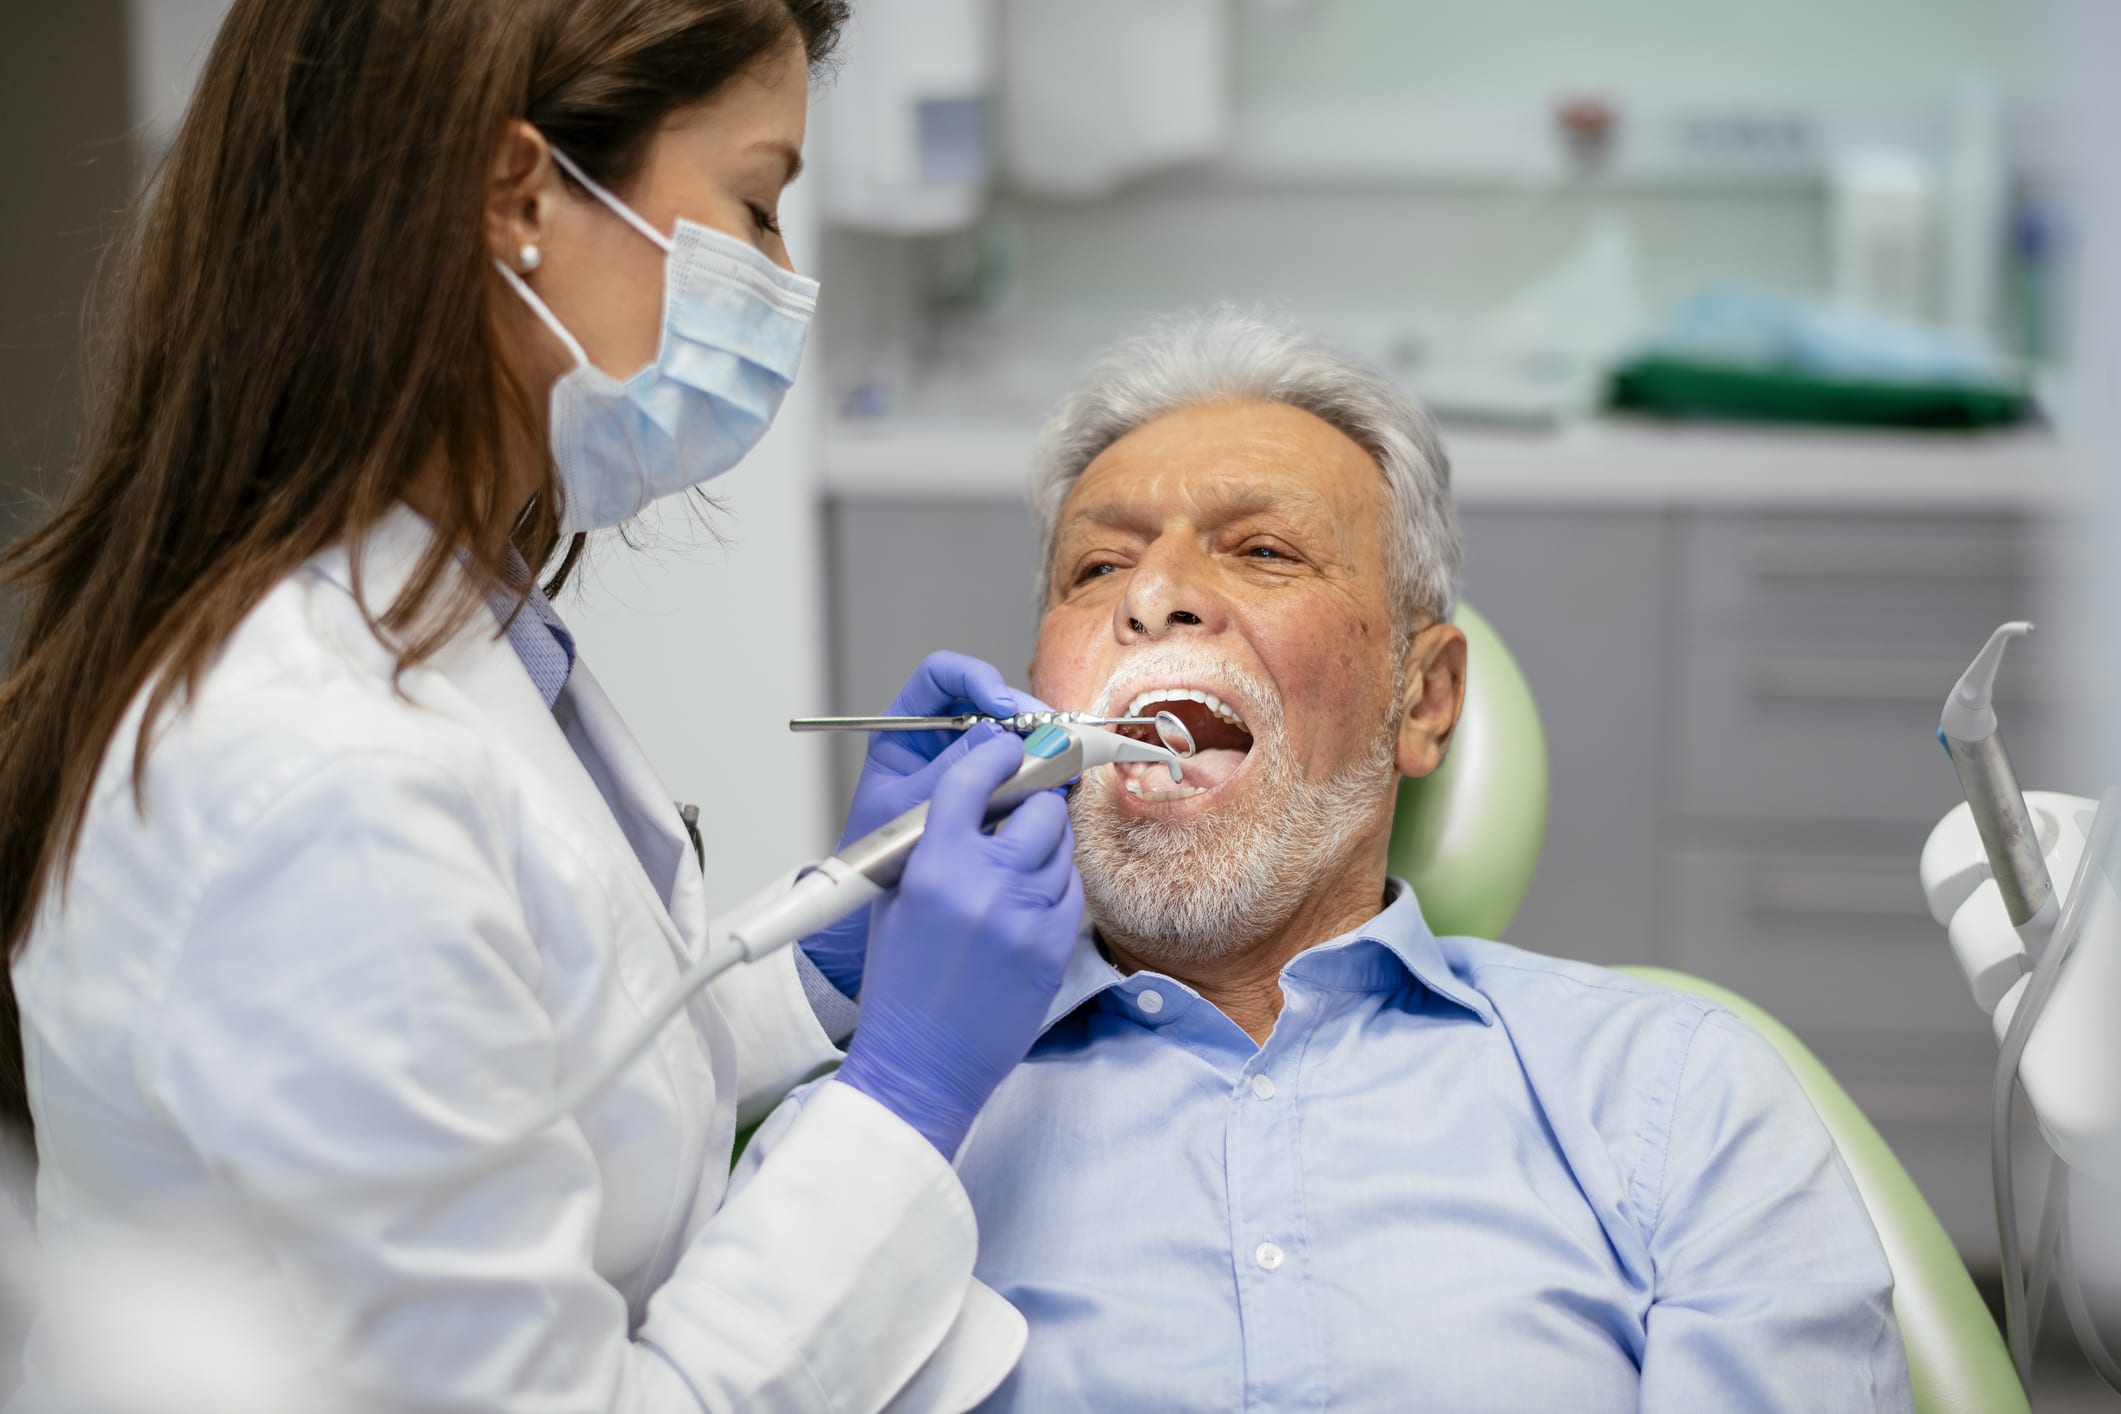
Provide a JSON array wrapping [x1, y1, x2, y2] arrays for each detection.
[[1677, 512, 2051, 654], [1671, 635, 2069, 822], [1658, 845, 1996, 1042]]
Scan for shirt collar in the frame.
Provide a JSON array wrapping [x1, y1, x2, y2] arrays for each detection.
[[1039, 877, 1496, 1036], [1042, 926, 1130, 1033], [484, 547, 576, 710]]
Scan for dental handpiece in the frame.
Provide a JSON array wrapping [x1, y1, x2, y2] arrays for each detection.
[[1940, 621, 2056, 951], [724, 721, 1180, 959]]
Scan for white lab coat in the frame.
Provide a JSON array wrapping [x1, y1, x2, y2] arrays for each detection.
[[10, 507, 1024, 1413]]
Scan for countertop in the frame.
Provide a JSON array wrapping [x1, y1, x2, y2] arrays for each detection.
[[824, 415, 2074, 512]]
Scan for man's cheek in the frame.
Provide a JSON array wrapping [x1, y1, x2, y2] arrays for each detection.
[[1032, 625, 1106, 707]]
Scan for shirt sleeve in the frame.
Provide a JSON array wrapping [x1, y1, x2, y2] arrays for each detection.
[[137, 749, 983, 1414], [706, 903, 852, 1127], [1636, 1009, 1915, 1414], [793, 949, 861, 1046], [724, 1083, 1027, 1414]]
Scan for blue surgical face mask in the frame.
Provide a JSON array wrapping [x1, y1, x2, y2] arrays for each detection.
[[495, 145, 819, 535]]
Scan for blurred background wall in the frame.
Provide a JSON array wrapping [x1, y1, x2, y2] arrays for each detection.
[[820, 0, 2045, 419], [0, 2, 133, 652]]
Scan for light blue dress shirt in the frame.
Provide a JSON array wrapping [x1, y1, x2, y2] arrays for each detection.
[[950, 880, 1914, 1412]]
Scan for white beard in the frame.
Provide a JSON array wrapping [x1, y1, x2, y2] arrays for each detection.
[[1070, 648, 1402, 969]]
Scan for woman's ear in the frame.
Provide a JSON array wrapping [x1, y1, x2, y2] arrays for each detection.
[[484, 120, 556, 270], [1395, 620, 1468, 779]]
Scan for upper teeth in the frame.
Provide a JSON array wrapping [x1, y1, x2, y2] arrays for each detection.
[[1124, 687, 1246, 729]]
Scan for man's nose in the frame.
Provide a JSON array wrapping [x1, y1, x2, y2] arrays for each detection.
[[1115, 546, 1225, 642]]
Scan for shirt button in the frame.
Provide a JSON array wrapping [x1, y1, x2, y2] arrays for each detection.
[[1254, 1241, 1285, 1272], [1250, 1074, 1276, 1100], [1135, 989, 1164, 1015]]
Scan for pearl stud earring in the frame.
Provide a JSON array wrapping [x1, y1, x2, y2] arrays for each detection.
[[518, 244, 542, 272]]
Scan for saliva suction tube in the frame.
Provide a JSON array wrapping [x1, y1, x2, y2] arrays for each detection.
[[329, 719, 1183, 1196]]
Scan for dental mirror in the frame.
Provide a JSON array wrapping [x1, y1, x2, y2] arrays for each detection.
[[1153, 709, 1196, 759]]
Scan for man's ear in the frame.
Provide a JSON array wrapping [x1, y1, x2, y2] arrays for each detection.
[[484, 119, 557, 268], [1395, 620, 1467, 780]]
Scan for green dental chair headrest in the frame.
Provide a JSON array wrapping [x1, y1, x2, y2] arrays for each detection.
[[1387, 603, 1549, 939]]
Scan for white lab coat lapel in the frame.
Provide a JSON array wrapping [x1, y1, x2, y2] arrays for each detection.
[[550, 661, 711, 965], [548, 661, 741, 1149], [309, 510, 739, 1213], [306, 510, 719, 1010], [427, 613, 661, 903], [548, 655, 849, 1135]]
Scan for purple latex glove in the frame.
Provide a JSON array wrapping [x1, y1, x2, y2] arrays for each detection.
[[834, 733, 1084, 1157], [798, 652, 1048, 997]]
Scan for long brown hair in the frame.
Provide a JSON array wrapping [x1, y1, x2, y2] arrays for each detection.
[[0, 0, 849, 1138]]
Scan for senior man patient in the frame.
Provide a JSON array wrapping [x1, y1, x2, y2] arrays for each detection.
[[753, 308, 1914, 1411]]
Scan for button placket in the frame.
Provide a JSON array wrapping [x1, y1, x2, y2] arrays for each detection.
[[1226, 1013, 1322, 1411]]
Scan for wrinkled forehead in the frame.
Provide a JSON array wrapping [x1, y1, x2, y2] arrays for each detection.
[[1058, 400, 1389, 538]]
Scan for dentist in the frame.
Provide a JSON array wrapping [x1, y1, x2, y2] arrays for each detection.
[[0, 1, 1079, 1411]]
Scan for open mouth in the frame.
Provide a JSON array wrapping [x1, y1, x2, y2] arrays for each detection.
[[1112, 688, 1256, 804]]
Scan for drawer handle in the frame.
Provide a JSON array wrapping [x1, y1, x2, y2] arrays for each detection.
[[1751, 537, 2020, 580], [1750, 658, 2056, 704], [1743, 869, 1925, 918]]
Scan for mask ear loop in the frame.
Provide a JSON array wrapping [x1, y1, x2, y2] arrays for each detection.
[[493, 261, 591, 371], [547, 146, 675, 255], [491, 142, 667, 373]]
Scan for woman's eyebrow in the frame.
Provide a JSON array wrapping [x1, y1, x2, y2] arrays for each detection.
[[753, 140, 804, 185]]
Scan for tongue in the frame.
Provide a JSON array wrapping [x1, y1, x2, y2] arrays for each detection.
[[1178, 746, 1246, 791]]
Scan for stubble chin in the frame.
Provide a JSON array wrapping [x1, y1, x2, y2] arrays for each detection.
[[1068, 731, 1402, 969]]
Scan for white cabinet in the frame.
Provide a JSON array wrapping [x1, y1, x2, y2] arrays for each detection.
[[1669, 513, 2066, 824]]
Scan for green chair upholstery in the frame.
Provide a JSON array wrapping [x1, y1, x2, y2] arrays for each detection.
[[1391, 603, 2026, 1414], [1386, 603, 1550, 940]]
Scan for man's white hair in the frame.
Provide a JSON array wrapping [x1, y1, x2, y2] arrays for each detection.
[[1028, 305, 1461, 629]]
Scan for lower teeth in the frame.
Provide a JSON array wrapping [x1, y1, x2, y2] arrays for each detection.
[[1126, 780, 1205, 800]]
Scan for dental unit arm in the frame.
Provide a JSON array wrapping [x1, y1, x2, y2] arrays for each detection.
[[1938, 622, 2057, 957], [1921, 623, 2121, 1392]]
